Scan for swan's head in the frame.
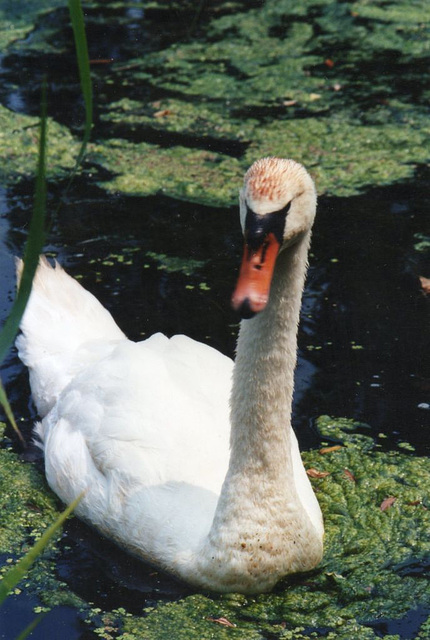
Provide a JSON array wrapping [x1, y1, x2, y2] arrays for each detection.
[[232, 157, 317, 319]]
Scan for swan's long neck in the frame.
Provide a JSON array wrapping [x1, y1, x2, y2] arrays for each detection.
[[229, 232, 310, 475], [224, 230, 310, 510], [193, 230, 322, 592]]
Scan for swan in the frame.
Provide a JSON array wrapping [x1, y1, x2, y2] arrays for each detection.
[[16, 157, 323, 593]]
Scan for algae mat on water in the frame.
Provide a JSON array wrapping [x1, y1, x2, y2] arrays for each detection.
[[0, 0, 65, 49], [0, 0, 429, 204], [96, 0, 430, 203], [0, 105, 79, 183], [1, 418, 429, 638]]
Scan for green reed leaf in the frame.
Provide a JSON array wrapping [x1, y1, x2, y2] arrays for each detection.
[[0, 82, 47, 440], [0, 84, 46, 365], [14, 613, 47, 640], [0, 380, 24, 445], [0, 494, 83, 606], [67, 0, 93, 175]]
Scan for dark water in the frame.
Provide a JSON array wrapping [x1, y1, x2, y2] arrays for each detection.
[[0, 596, 82, 640], [1, 171, 429, 638], [2, 172, 429, 455], [0, 3, 429, 638]]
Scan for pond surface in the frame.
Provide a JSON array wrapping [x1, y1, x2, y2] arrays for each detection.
[[2, 171, 429, 456], [0, 1, 429, 638], [1, 168, 429, 638]]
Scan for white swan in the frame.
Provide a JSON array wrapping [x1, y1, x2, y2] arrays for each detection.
[[17, 157, 323, 593]]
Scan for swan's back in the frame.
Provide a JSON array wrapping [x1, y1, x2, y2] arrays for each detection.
[[17, 260, 233, 565], [42, 332, 232, 560], [54, 333, 232, 491]]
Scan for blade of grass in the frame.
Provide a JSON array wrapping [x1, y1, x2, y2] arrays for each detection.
[[65, 0, 93, 184], [14, 613, 47, 640], [0, 493, 83, 606], [0, 82, 47, 364], [0, 0, 91, 368], [0, 380, 24, 445], [0, 82, 47, 441], [0, 1, 92, 438]]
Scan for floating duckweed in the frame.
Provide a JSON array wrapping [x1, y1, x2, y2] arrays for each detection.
[[0, 0, 65, 48], [0, 105, 79, 184], [397, 441, 416, 452], [413, 234, 430, 253], [146, 251, 207, 276], [2, 1, 429, 204], [1, 417, 429, 637]]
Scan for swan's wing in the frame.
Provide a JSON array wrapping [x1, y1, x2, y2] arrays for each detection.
[[39, 333, 233, 563], [42, 333, 233, 496]]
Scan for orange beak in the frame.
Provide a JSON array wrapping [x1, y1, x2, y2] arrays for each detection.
[[231, 232, 281, 318]]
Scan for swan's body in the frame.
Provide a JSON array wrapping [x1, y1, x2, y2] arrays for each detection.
[[17, 158, 323, 593]]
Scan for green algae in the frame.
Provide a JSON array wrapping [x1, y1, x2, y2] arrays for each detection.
[[0, 105, 79, 186], [100, 98, 255, 142], [92, 139, 242, 205], [418, 616, 430, 639], [414, 233, 430, 254], [94, 0, 429, 203], [0, 423, 84, 611], [146, 251, 208, 276], [0, 427, 58, 555], [139, 19, 320, 106], [1, 414, 429, 637], [0, 0, 65, 49], [2, 0, 429, 204]]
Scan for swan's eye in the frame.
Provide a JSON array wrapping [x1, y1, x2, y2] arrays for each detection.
[[245, 202, 290, 248]]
